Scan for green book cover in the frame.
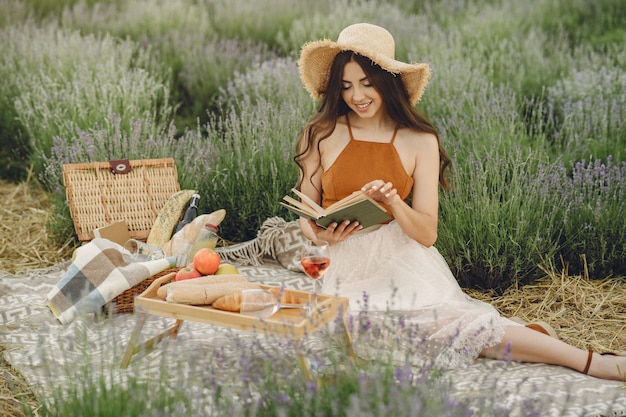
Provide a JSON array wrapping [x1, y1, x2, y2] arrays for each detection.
[[280, 193, 392, 230]]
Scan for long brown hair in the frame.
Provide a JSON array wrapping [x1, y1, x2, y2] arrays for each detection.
[[295, 50, 451, 191]]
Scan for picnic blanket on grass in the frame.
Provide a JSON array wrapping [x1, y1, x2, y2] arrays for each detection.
[[2, 261, 626, 416]]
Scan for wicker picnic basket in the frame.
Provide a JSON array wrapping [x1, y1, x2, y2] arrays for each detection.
[[63, 158, 181, 242], [108, 267, 181, 314], [63, 158, 183, 314]]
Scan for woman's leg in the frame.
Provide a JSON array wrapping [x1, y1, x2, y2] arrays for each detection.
[[481, 325, 626, 381]]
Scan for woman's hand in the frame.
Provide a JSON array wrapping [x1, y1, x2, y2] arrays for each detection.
[[305, 219, 362, 245], [361, 180, 398, 206]]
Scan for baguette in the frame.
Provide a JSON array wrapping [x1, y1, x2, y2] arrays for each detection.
[[156, 274, 247, 299], [212, 287, 306, 312], [146, 190, 197, 249], [165, 281, 260, 305]]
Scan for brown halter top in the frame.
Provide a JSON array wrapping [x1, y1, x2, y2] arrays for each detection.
[[321, 116, 414, 215]]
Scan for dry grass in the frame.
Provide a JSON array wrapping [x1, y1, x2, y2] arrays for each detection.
[[466, 268, 626, 354], [0, 346, 40, 417], [0, 179, 75, 274], [0, 179, 625, 415]]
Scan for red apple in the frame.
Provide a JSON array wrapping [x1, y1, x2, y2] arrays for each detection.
[[175, 266, 202, 281], [193, 247, 220, 275]]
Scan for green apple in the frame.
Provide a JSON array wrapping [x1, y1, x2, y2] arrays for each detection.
[[215, 263, 238, 275]]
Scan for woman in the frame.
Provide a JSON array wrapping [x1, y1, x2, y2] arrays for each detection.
[[294, 23, 624, 380]]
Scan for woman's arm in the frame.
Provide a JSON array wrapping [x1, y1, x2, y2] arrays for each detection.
[[361, 132, 440, 247], [297, 134, 362, 244], [297, 161, 323, 242], [298, 169, 362, 244]]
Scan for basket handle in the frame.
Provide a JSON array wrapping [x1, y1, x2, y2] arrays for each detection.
[[140, 272, 177, 298]]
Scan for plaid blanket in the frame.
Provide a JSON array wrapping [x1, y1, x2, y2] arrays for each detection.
[[46, 238, 175, 324]]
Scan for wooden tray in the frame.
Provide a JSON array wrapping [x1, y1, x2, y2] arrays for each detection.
[[122, 273, 355, 378], [134, 273, 349, 338]]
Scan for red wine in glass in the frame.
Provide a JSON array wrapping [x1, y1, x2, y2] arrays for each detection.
[[300, 240, 330, 310], [301, 257, 330, 280]]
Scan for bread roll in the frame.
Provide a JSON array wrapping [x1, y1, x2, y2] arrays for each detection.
[[267, 287, 306, 305], [211, 290, 244, 312]]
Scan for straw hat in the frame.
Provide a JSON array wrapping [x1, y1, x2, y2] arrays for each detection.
[[298, 23, 431, 105]]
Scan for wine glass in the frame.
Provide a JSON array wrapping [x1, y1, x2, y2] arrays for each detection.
[[239, 289, 305, 319], [300, 239, 330, 310]]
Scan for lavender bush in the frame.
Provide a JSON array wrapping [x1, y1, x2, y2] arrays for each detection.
[[537, 157, 626, 278], [545, 65, 626, 162], [198, 58, 311, 241], [0, 22, 173, 175], [58, 0, 278, 130], [1, 0, 624, 285], [529, 0, 626, 48], [438, 147, 565, 290], [207, 0, 335, 49], [172, 37, 277, 128], [59, 0, 212, 40], [0, 0, 29, 26]]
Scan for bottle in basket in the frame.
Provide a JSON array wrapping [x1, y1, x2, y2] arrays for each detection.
[[174, 193, 200, 234], [185, 223, 219, 264]]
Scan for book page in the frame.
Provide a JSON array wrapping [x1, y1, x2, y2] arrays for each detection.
[[281, 195, 319, 218], [326, 191, 386, 212], [289, 188, 324, 214], [279, 202, 321, 221], [282, 189, 390, 230]]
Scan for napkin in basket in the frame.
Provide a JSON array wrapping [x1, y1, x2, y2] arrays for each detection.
[[46, 238, 175, 324]]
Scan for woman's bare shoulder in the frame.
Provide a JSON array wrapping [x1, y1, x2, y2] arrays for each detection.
[[396, 127, 438, 153], [309, 115, 347, 143]]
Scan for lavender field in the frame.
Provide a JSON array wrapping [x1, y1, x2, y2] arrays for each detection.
[[0, 0, 624, 288], [1, 1, 626, 416]]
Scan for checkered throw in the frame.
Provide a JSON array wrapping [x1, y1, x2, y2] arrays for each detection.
[[46, 238, 175, 324]]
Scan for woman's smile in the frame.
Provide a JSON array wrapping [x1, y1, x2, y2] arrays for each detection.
[[355, 101, 372, 111]]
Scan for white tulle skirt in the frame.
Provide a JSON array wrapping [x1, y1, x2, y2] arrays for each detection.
[[321, 221, 520, 369]]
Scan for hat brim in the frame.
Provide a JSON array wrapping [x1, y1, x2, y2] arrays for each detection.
[[298, 39, 431, 105]]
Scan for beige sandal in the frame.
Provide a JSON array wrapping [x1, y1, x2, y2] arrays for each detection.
[[509, 317, 559, 339]]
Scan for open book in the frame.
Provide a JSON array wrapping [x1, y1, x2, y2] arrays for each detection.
[[280, 188, 392, 230]]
